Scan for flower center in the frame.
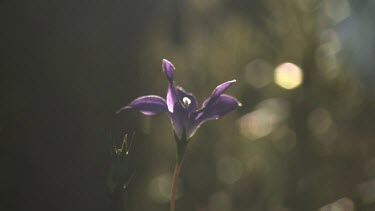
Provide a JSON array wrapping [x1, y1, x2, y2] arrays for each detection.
[[182, 97, 191, 108]]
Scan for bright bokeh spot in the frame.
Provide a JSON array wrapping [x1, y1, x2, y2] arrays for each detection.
[[239, 98, 290, 140], [239, 109, 274, 140], [274, 63, 303, 89]]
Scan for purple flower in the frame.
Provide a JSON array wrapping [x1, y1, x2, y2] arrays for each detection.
[[117, 59, 241, 140]]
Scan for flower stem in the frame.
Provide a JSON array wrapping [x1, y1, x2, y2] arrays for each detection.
[[170, 139, 187, 211], [170, 163, 182, 211]]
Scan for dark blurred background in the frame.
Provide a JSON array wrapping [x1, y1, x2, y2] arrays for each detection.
[[1, 0, 375, 211]]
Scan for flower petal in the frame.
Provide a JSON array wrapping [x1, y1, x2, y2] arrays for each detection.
[[189, 94, 241, 137], [167, 83, 179, 112], [162, 59, 175, 82], [202, 80, 236, 108], [176, 86, 198, 112], [168, 102, 188, 140], [117, 95, 168, 115], [166, 86, 193, 139]]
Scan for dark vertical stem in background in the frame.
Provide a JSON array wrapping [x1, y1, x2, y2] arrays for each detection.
[[286, 40, 318, 210], [109, 182, 131, 211], [110, 187, 126, 211]]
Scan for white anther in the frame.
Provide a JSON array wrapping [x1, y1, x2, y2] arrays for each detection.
[[182, 97, 191, 108]]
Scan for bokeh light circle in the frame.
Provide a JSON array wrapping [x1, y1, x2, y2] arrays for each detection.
[[274, 63, 303, 89]]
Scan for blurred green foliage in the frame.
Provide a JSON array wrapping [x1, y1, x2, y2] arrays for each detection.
[[2, 0, 374, 210], [120, 0, 375, 211]]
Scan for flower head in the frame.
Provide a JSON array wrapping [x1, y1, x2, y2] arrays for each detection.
[[117, 59, 241, 141]]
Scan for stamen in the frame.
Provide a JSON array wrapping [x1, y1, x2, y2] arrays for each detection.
[[182, 97, 191, 108]]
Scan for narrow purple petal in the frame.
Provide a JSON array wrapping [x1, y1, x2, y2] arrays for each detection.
[[176, 87, 198, 112], [117, 95, 168, 115], [165, 84, 194, 139], [202, 94, 241, 119], [168, 102, 188, 139], [188, 94, 241, 137], [166, 83, 179, 112], [163, 59, 179, 112], [202, 80, 236, 108], [162, 59, 175, 82]]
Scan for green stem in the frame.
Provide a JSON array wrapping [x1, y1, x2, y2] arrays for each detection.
[[176, 140, 187, 164], [170, 140, 187, 211], [170, 163, 182, 211]]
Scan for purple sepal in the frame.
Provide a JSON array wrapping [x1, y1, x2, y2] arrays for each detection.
[[117, 95, 168, 115]]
